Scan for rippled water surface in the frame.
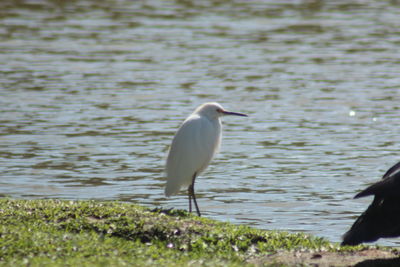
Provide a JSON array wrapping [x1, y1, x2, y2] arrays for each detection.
[[1, 0, 400, 245]]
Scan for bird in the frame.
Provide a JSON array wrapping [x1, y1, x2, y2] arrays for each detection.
[[341, 161, 400, 246], [165, 102, 247, 216]]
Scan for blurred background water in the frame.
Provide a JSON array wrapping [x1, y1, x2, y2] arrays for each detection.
[[1, 0, 400, 245]]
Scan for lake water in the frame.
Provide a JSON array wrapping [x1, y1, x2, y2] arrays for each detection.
[[1, 0, 400, 246]]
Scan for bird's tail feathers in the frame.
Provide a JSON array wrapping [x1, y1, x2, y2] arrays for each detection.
[[165, 178, 182, 197]]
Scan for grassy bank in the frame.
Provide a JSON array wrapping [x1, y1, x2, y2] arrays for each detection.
[[0, 199, 398, 266]]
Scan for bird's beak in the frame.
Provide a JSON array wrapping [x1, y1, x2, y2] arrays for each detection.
[[221, 110, 248, 117]]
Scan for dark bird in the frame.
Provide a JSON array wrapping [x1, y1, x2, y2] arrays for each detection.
[[342, 161, 400, 246]]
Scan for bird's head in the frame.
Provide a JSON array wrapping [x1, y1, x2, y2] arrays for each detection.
[[195, 102, 247, 119]]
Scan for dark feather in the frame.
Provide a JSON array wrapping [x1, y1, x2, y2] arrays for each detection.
[[354, 172, 400, 199], [342, 161, 400, 246], [382, 161, 400, 179]]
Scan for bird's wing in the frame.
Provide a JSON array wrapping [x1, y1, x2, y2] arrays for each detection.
[[342, 195, 400, 245], [165, 115, 220, 196], [355, 162, 400, 199], [342, 161, 400, 246], [382, 161, 400, 179]]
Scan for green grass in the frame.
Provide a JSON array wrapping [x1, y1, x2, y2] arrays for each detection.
[[0, 199, 360, 266]]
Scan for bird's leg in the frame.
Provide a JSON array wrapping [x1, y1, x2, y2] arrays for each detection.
[[188, 188, 192, 213], [189, 173, 201, 217]]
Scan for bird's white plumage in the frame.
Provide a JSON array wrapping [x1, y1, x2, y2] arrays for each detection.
[[165, 103, 222, 196], [164, 102, 247, 216]]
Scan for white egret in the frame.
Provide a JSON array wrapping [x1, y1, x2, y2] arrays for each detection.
[[342, 161, 400, 246], [165, 102, 247, 216]]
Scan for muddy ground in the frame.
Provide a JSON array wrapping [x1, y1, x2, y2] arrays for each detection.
[[251, 248, 400, 266]]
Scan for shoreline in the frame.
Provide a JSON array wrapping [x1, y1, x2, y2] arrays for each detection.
[[0, 199, 398, 266]]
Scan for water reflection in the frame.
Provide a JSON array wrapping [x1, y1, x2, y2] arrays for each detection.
[[1, 0, 400, 246]]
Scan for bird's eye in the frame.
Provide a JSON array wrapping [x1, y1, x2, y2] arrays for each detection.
[[216, 108, 223, 113]]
